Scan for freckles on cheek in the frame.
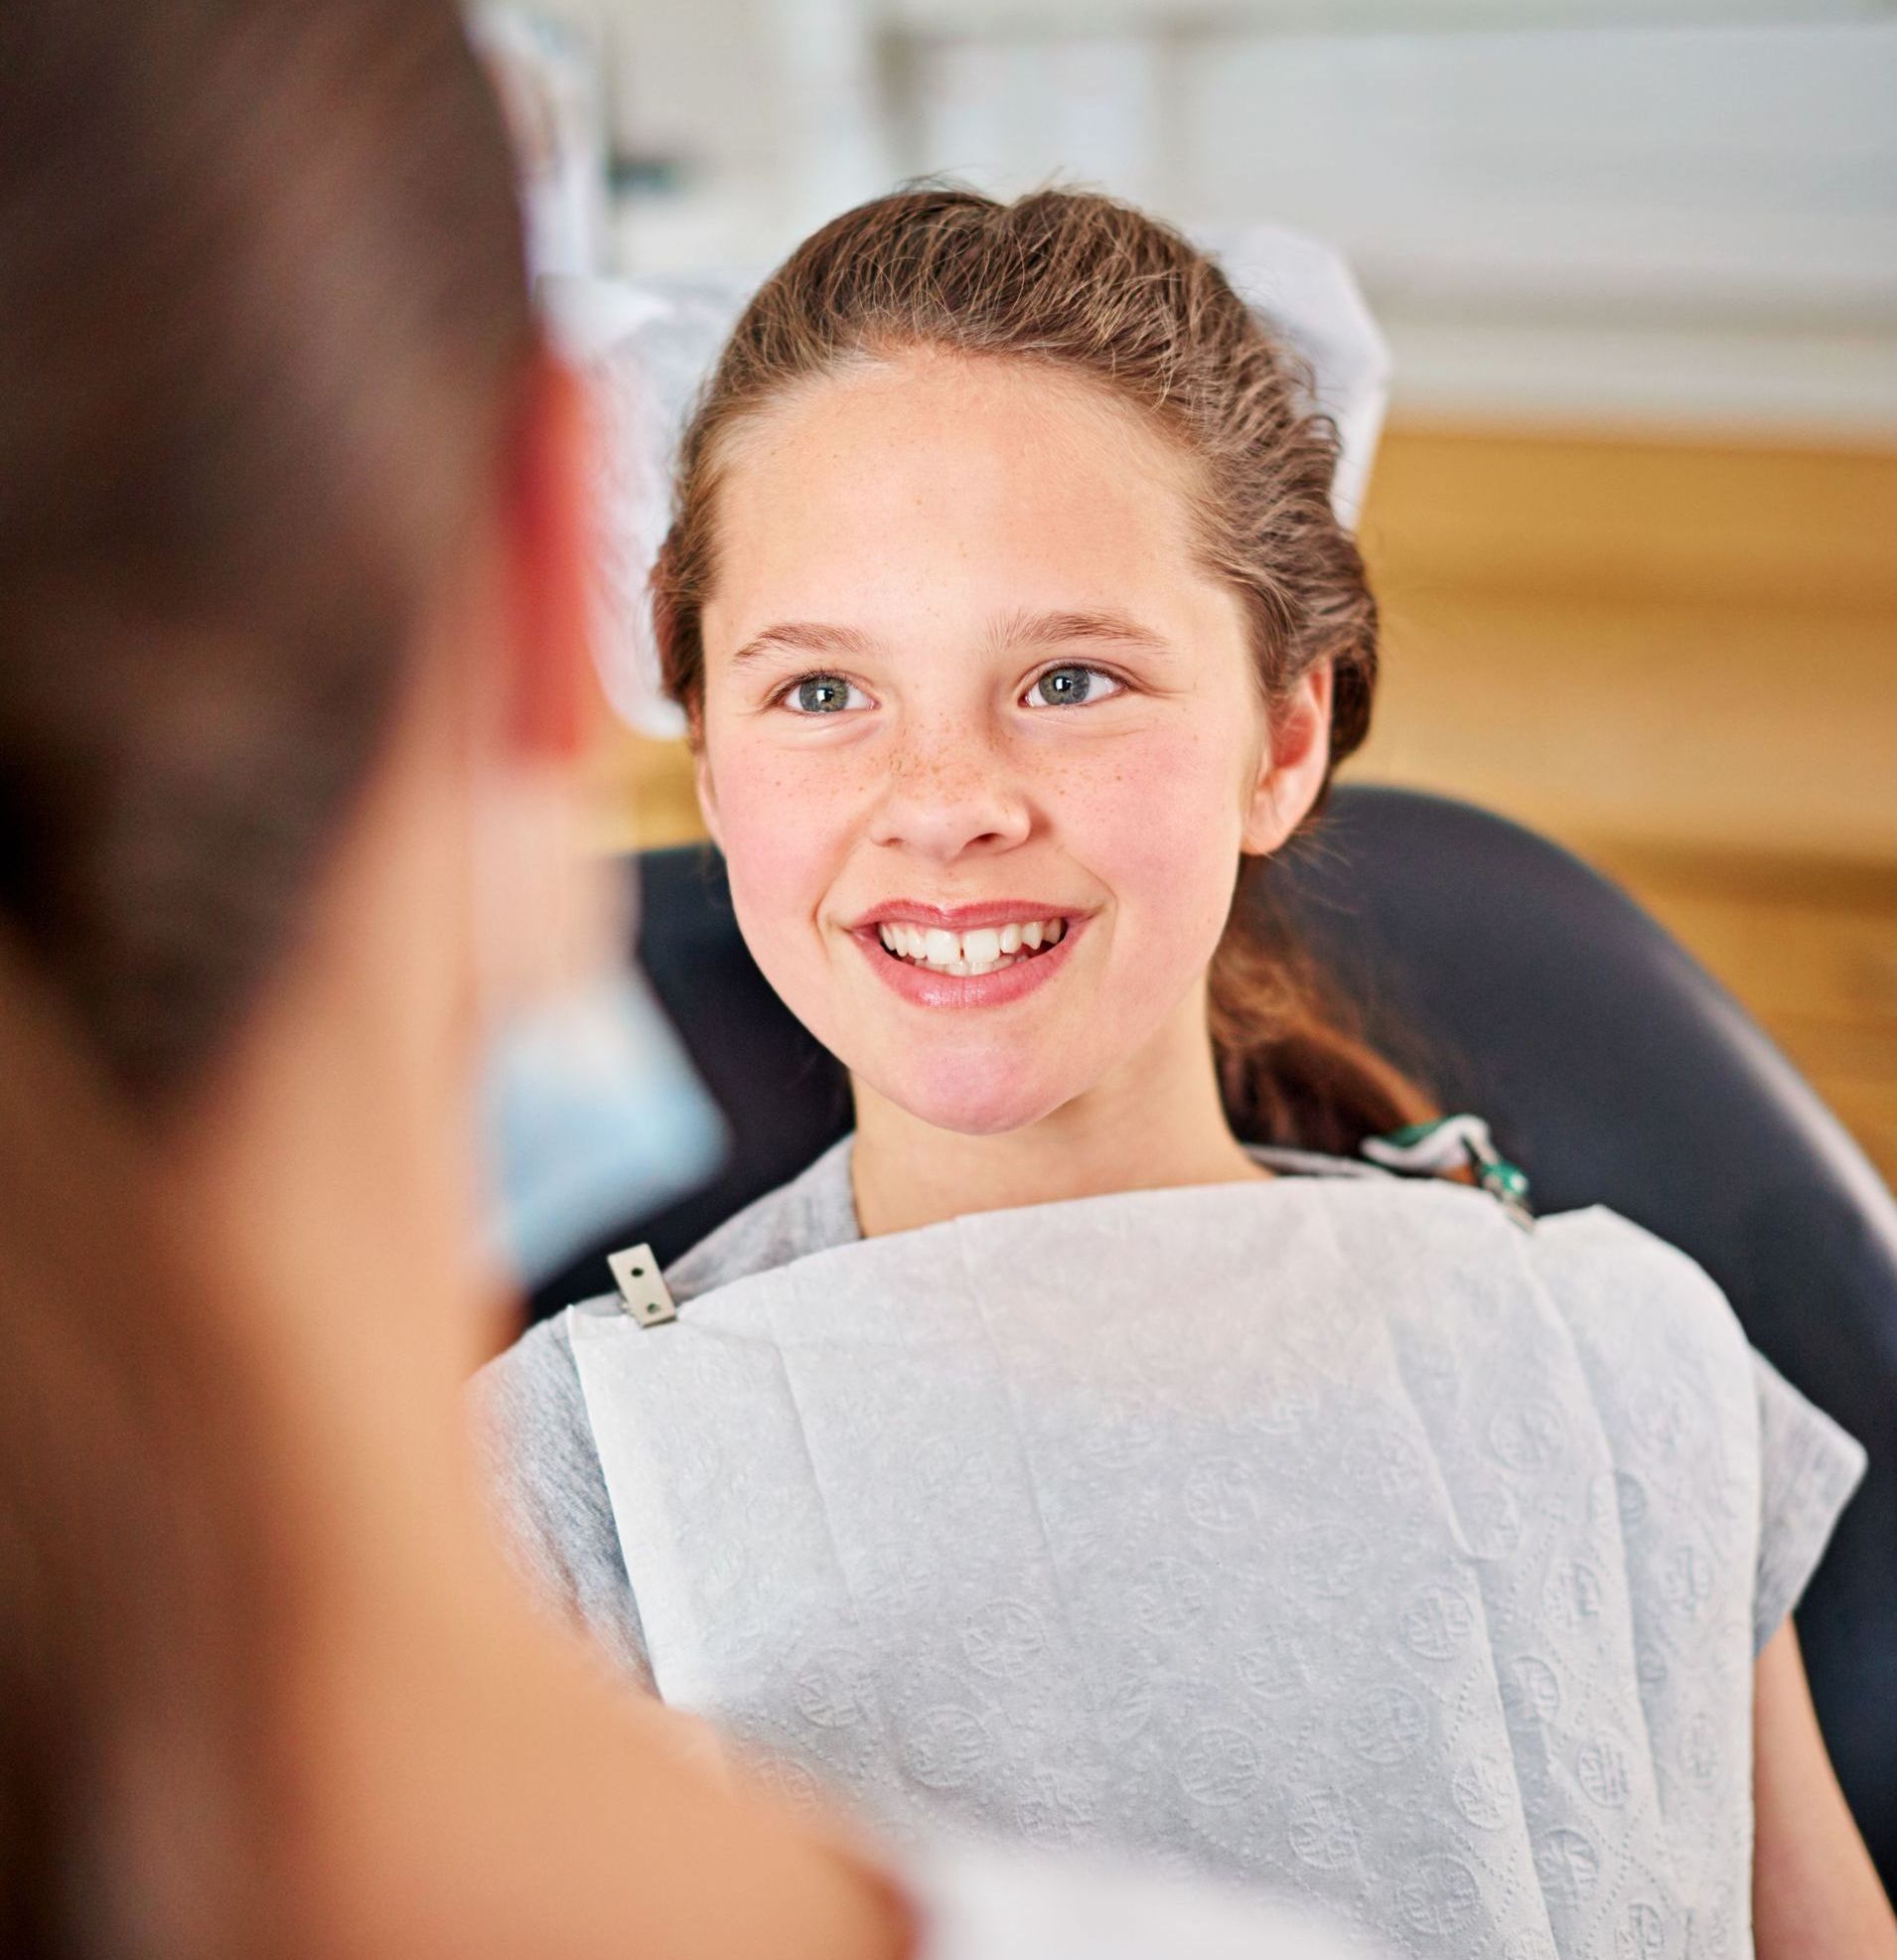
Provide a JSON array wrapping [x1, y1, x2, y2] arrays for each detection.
[[1063, 736, 1242, 931]]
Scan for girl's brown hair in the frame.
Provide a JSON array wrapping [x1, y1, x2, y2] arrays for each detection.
[[653, 186, 1437, 1155]]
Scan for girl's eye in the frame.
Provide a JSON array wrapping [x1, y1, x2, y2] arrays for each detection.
[[1024, 664, 1125, 709], [780, 673, 871, 715]]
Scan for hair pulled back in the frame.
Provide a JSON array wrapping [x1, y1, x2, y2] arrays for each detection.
[[0, 0, 534, 1104], [653, 186, 1436, 1153]]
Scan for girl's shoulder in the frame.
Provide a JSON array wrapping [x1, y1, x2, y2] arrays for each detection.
[[1514, 1201, 1764, 1446], [1524, 1197, 1738, 1328], [1430, 1176, 1742, 1344], [1248, 1163, 1763, 1427], [1261, 1134, 1737, 1320]]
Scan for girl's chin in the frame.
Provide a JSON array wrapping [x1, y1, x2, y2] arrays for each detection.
[[860, 1058, 1075, 1139]]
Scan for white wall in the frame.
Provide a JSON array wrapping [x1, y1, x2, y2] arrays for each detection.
[[546, 3, 1897, 431]]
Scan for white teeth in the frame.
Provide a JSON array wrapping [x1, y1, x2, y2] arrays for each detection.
[[876, 916, 1068, 974]]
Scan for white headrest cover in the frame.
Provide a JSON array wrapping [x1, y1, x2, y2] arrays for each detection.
[[543, 224, 1388, 737]]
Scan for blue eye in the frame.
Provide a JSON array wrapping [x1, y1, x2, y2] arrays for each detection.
[[1026, 664, 1124, 709], [782, 673, 869, 715]]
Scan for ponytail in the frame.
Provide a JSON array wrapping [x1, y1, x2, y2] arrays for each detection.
[[1210, 856, 1439, 1157]]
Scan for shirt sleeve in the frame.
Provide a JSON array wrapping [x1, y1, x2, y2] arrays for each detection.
[[1750, 1347, 1868, 1656], [469, 1312, 657, 1689]]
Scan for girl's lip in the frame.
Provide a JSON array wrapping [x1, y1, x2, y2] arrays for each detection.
[[844, 898, 1081, 933], [849, 912, 1088, 1010]]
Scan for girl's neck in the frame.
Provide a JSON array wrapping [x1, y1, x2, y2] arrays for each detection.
[[849, 1002, 1268, 1239]]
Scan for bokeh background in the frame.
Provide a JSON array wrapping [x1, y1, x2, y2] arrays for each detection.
[[476, 0, 1897, 1187]]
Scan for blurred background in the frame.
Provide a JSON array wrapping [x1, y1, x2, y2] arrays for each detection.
[[473, 0, 1897, 1188]]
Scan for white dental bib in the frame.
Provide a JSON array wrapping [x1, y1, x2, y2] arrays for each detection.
[[568, 1174, 1772, 1959]]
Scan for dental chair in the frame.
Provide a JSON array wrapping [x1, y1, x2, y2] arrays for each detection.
[[524, 785, 1897, 1892]]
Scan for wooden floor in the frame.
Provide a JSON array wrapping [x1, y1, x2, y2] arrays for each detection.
[[591, 421, 1897, 1188]]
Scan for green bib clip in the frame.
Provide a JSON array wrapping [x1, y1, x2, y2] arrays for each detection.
[[1360, 1114, 1534, 1231]]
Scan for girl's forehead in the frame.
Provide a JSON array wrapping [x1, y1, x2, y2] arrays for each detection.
[[704, 351, 1219, 642], [724, 347, 1194, 497]]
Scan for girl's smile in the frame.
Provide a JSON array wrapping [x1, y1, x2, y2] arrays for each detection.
[[848, 902, 1086, 1009]]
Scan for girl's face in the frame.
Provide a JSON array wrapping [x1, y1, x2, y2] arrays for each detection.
[[695, 350, 1329, 1136]]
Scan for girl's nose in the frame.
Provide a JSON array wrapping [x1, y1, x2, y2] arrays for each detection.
[[866, 727, 1034, 863]]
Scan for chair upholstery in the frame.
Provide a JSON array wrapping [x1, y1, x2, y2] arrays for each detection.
[[524, 782, 1897, 1890]]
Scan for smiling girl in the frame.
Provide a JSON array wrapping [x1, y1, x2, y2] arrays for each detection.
[[479, 188, 1892, 1958]]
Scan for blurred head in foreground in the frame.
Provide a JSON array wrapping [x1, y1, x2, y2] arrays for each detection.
[[0, 0, 557, 1109], [0, 0, 608, 1344], [0, 7, 907, 1959]]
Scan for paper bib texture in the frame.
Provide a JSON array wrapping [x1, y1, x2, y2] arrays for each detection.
[[569, 1176, 1761, 1960]]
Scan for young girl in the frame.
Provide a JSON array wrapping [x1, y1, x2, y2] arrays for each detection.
[[478, 188, 1893, 1959]]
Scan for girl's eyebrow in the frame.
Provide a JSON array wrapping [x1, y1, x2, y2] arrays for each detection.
[[730, 609, 1178, 665], [731, 621, 878, 664], [991, 607, 1180, 659]]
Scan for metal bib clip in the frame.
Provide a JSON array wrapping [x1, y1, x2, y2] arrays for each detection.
[[608, 1243, 677, 1327]]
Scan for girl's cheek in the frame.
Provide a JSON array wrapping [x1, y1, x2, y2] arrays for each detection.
[[1053, 729, 1244, 923], [707, 735, 856, 951]]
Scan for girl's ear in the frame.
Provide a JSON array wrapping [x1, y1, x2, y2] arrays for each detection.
[[1241, 660, 1335, 855]]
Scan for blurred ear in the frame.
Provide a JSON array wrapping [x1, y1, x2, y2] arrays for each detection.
[[1241, 660, 1334, 855], [496, 348, 597, 762]]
